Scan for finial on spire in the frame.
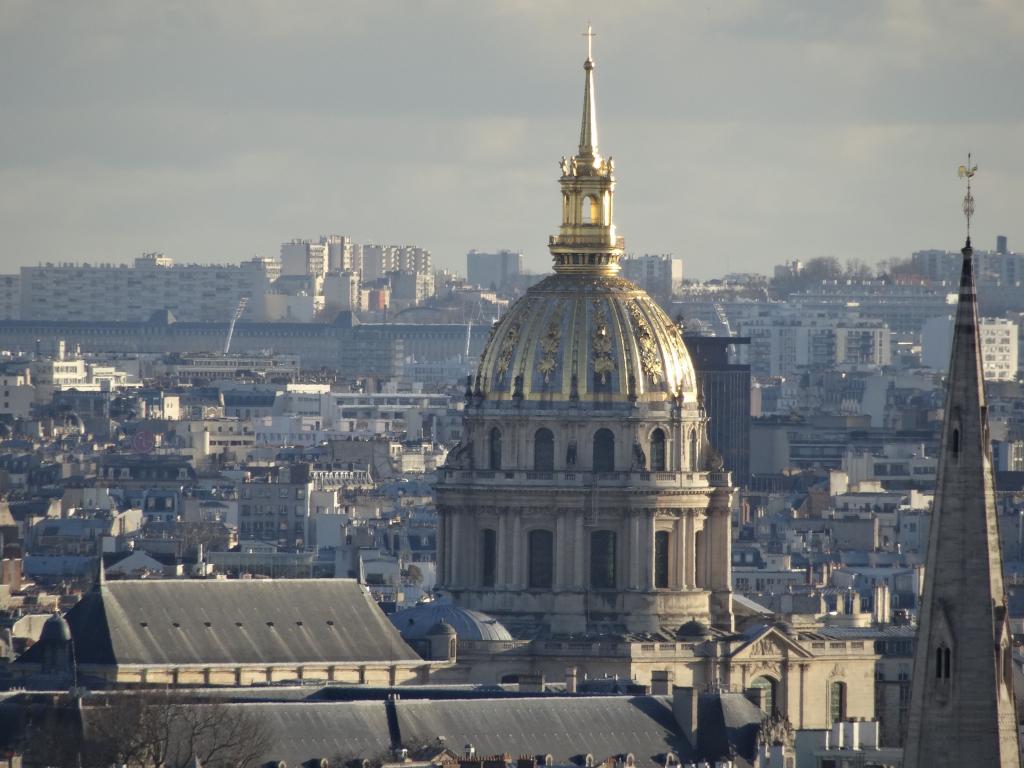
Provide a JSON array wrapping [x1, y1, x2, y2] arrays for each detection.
[[578, 23, 599, 156], [958, 153, 977, 246], [583, 22, 595, 62]]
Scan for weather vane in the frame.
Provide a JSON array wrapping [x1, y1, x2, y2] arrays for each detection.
[[958, 153, 977, 240]]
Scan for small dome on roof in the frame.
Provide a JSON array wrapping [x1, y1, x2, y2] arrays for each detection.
[[390, 602, 512, 642], [677, 619, 710, 638], [427, 620, 457, 637], [39, 613, 71, 644]]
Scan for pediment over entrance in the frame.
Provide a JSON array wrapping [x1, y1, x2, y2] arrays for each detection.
[[730, 626, 812, 661]]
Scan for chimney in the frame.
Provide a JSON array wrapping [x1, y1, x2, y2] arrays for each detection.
[[518, 673, 545, 693], [651, 670, 674, 696], [843, 720, 857, 749], [565, 666, 578, 694], [671, 687, 699, 748], [873, 583, 891, 625]]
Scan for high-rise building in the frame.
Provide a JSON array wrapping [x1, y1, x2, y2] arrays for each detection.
[[466, 249, 524, 289], [684, 334, 752, 486], [321, 234, 359, 273], [903, 238, 1020, 767], [620, 253, 683, 306], [738, 310, 891, 379], [922, 315, 1018, 381], [280, 239, 329, 277], [362, 244, 432, 282], [0, 274, 19, 320], [389, 271, 435, 307], [322, 271, 362, 313]]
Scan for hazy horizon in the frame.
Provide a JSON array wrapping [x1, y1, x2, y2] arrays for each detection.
[[2, 1, 1021, 280]]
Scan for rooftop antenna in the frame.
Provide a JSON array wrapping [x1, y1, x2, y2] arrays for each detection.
[[958, 153, 978, 245]]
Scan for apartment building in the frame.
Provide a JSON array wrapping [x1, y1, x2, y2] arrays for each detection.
[[921, 315, 1018, 381], [19, 254, 274, 323]]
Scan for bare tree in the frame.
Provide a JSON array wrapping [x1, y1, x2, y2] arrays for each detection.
[[23, 690, 273, 768]]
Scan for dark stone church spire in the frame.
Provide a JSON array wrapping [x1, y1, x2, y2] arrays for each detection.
[[903, 162, 1020, 766]]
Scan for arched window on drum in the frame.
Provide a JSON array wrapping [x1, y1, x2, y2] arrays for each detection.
[[534, 428, 555, 472], [489, 427, 502, 471], [593, 428, 615, 473], [650, 428, 666, 472], [528, 529, 554, 589]]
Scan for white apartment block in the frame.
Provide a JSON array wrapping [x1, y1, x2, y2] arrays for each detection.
[[921, 315, 1018, 381], [321, 235, 362, 274], [739, 311, 891, 379], [389, 271, 435, 307], [280, 239, 329, 278], [361, 244, 432, 282], [0, 369, 35, 419], [620, 253, 683, 304], [323, 271, 362, 313], [19, 254, 274, 323]]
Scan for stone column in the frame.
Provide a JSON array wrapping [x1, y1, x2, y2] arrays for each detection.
[[684, 511, 696, 588], [511, 510, 523, 589], [709, 493, 732, 592], [444, 512, 452, 581], [437, 511, 448, 587], [673, 515, 684, 589], [574, 512, 585, 588], [629, 514, 641, 589], [799, 663, 807, 729], [555, 514, 567, 590], [497, 512, 508, 588], [644, 510, 656, 590], [449, 510, 461, 587]]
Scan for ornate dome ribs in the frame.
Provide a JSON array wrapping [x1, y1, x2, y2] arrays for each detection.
[[475, 276, 697, 406]]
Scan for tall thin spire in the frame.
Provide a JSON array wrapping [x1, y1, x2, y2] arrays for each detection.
[[578, 24, 598, 158], [902, 161, 1020, 767], [549, 26, 622, 275]]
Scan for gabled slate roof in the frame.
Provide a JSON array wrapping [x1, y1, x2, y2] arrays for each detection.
[[18, 578, 418, 667], [395, 696, 686, 765]]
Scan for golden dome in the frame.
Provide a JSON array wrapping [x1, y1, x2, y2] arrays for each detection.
[[473, 38, 698, 407], [474, 273, 698, 404]]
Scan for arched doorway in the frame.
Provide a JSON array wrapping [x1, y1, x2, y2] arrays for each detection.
[[750, 675, 778, 716]]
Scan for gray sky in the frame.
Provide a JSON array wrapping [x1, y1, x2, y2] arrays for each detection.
[[1, 1, 1021, 279]]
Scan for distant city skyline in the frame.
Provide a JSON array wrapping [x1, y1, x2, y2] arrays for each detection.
[[2, 2, 1022, 279]]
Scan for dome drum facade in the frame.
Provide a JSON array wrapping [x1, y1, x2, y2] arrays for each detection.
[[436, 43, 735, 637]]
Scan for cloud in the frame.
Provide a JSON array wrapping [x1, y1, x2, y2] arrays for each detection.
[[1, 1, 1022, 278]]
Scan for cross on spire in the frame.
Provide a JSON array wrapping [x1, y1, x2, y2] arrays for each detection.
[[582, 23, 595, 61]]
